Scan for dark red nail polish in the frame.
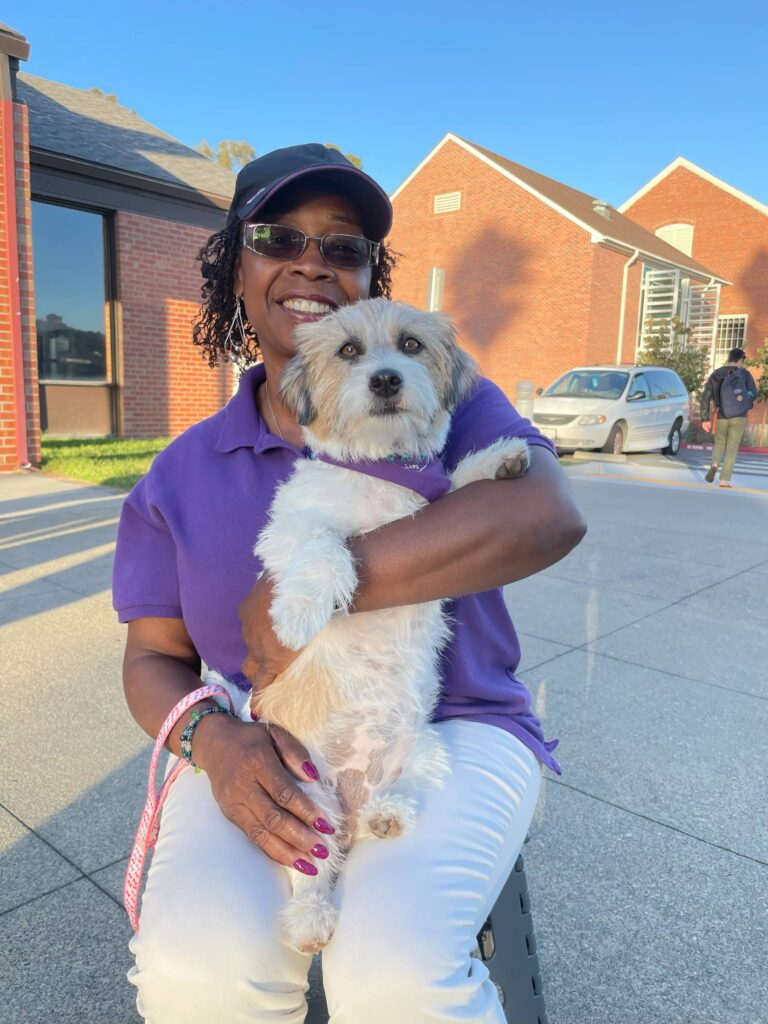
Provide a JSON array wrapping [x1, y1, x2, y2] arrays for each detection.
[[250, 710, 259, 721], [302, 760, 320, 781], [311, 844, 329, 859], [313, 818, 335, 835], [293, 858, 318, 876]]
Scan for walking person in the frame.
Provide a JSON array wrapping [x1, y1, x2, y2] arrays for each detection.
[[701, 347, 757, 488]]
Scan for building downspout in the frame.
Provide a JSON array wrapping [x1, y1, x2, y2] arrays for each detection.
[[616, 249, 640, 365]]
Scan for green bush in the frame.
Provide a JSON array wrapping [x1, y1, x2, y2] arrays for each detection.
[[637, 316, 709, 395]]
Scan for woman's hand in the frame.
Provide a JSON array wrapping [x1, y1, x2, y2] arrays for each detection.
[[238, 574, 301, 696], [193, 711, 333, 872]]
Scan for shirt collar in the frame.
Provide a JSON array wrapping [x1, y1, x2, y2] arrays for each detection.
[[215, 363, 298, 455]]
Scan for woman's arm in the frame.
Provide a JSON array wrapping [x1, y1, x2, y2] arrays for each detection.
[[351, 446, 585, 611], [240, 447, 585, 688], [123, 617, 332, 870]]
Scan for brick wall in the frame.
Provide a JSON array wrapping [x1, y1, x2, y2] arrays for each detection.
[[624, 165, 768, 433], [585, 244, 643, 366], [15, 102, 39, 464], [0, 97, 36, 470], [389, 139, 640, 400], [116, 211, 232, 437]]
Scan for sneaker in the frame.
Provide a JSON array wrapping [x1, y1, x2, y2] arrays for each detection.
[[705, 465, 717, 483]]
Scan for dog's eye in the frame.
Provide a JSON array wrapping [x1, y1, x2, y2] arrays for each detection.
[[401, 337, 422, 354], [338, 342, 361, 360]]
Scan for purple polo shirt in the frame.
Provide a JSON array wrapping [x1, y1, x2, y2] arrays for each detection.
[[112, 365, 561, 773]]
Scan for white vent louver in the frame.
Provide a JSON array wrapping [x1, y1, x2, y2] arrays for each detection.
[[433, 191, 461, 213], [655, 224, 694, 258]]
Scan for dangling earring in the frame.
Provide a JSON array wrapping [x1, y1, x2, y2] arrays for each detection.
[[224, 297, 248, 361]]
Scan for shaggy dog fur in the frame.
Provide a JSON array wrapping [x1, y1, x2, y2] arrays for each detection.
[[247, 298, 529, 952]]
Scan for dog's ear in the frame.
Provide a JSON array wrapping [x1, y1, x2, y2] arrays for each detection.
[[435, 315, 478, 409], [279, 353, 317, 425], [446, 345, 479, 409]]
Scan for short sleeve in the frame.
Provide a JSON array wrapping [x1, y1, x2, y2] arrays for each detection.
[[442, 377, 557, 471], [112, 470, 182, 623]]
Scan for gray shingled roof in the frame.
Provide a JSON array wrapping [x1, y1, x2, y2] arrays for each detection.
[[458, 136, 727, 283], [18, 72, 235, 200]]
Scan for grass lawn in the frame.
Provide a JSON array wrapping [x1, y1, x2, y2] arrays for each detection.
[[40, 437, 170, 491], [39, 437, 573, 491]]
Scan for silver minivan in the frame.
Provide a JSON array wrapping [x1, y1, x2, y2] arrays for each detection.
[[532, 365, 690, 455]]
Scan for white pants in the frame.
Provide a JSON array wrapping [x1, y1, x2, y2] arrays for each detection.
[[128, 719, 541, 1024]]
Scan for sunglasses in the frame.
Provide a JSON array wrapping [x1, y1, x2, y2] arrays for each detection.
[[242, 223, 380, 270]]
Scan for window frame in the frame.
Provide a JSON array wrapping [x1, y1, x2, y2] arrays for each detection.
[[31, 197, 120, 433]]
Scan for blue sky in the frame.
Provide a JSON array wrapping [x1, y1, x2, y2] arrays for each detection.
[[8, 0, 767, 205]]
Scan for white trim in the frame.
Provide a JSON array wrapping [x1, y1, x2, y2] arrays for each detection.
[[390, 135, 454, 201], [391, 134, 728, 283], [443, 134, 599, 235], [594, 236, 729, 284], [618, 156, 768, 218]]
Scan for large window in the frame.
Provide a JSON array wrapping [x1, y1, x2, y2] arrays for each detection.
[[32, 201, 110, 381], [714, 315, 748, 367]]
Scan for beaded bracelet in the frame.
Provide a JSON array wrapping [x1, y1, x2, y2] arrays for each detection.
[[179, 705, 231, 769]]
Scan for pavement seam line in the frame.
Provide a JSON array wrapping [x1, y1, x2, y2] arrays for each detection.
[[574, 646, 768, 703], [520, 641, 768, 705], [544, 778, 768, 868], [0, 876, 89, 918], [0, 802, 120, 905], [532, 551, 768, 654]]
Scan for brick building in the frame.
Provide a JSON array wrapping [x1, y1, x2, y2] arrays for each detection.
[[620, 157, 768, 442], [0, 23, 233, 471], [389, 133, 727, 406]]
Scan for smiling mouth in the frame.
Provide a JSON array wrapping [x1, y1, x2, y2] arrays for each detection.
[[279, 298, 337, 316]]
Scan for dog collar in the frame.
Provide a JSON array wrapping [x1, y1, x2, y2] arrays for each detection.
[[313, 452, 451, 503]]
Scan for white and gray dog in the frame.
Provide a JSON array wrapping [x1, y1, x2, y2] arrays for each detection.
[[247, 297, 529, 952]]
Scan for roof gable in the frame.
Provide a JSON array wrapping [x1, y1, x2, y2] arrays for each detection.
[[18, 73, 235, 201], [618, 157, 768, 219], [392, 133, 728, 283]]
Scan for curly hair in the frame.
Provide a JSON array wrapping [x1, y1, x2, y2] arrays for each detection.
[[192, 212, 398, 370]]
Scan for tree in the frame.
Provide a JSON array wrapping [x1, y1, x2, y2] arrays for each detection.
[[746, 340, 768, 426], [195, 140, 256, 172], [87, 86, 119, 104], [325, 143, 363, 168], [87, 87, 135, 114], [637, 315, 709, 395]]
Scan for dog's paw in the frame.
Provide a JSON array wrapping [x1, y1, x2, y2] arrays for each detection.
[[282, 894, 338, 954], [363, 795, 418, 840], [271, 591, 333, 650], [495, 444, 530, 480]]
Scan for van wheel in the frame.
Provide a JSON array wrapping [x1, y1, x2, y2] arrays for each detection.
[[602, 423, 625, 455], [662, 421, 682, 456]]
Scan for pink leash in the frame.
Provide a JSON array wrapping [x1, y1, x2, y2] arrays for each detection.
[[123, 683, 235, 931]]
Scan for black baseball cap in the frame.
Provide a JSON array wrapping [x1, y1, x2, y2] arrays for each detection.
[[227, 143, 392, 241]]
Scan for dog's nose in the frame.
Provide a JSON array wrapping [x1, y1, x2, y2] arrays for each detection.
[[369, 370, 402, 398]]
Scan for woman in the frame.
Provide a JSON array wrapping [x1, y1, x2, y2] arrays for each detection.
[[113, 143, 586, 1023]]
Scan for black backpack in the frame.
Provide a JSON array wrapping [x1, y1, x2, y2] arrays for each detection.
[[719, 368, 753, 419]]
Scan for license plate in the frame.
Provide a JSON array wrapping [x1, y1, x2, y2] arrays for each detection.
[[540, 426, 558, 441]]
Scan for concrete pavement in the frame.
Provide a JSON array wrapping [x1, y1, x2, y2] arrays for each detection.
[[1, 463, 767, 1024]]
